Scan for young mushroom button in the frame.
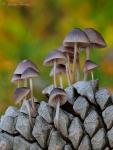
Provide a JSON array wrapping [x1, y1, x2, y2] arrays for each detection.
[[49, 88, 67, 129], [63, 28, 90, 82]]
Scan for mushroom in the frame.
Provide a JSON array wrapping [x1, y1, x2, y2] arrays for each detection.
[[14, 87, 30, 104], [50, 64, 66, 88], [63, 28, 89, 82], [84, 28, 107, 60], [21, 67, 39, 111], [44, 50, 71, 87], [14, 59, 39, 87], [59, 46, 74, 83], [11, 74, 22, 88], [83, 60, 98, 80], [13, 87, 32, 124], [42, 84, 54, 98], [49, 88, 67, 128]]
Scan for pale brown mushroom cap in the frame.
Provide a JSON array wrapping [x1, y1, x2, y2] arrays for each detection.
[[21, 67, 39, 79], [11, 74, 22, 83], [14, 87, 30, 104], [84, 28, 107, 48], [14, 59, 39, 74], [42, 84, 54, 97], [49, 88, 67, 108], [44, 50, 67, 66], [84, 60, 98, 72], [49, 64, 66, 77], [63, 28, 90, 47]]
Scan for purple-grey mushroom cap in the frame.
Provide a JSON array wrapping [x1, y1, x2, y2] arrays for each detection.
[[49, 88, 67, 108], [63, 28, 90, 47], [84, 28, 107, 48], [14, 87, 30, 104], [84, 59, 98, 72]]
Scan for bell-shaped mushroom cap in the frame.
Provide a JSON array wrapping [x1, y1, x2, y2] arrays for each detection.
[[14, 59, 39, 74], [42, 84, 54, 97], [11, 74, 22, 83], [84, 60, 98, 72], [21, 67, 39, 79], [49, 88, 67, 107], [14, 87, 30, 104], [84, 28, 107, 48], [44, 50, 67, 66], [63, 28, 90, 47], [50, 64, 66, 77]]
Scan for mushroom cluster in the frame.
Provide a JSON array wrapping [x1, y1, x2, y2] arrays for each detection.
[[11, 59, 40, 123], [43, 28, 107, 129]]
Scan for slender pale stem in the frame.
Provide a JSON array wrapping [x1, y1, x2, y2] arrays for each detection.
[[24, 78, 27, 87], [86, 47, 90, 60], [84, 72, 88, 81], [91, 71, 94, 80], [72, 43, 78, 82], [29, 78, 35, 112], [53, 61, 57, 88], [59, 75, 63, 88], [24, 99, 32, 126], [66, 53, 72, 83], [54, 99, 60, 129], [17, 80, 20, 88], [66, 63, 71, 86], [76, 50, 80, 81]]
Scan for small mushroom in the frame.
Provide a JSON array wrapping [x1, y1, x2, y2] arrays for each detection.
[[13, 87, 33, 124], [11, 74, 22, 88], [13, 87, 30, 104], [83, 60, 98, 81], [21, 67, 39, 111], [42, 84, 54, 98], [44, 50, 69, 87], [50, 64, 66, 88], [49, 88, 67, 128], [14, 59, 39, 87], [63, 28, 89, 82], [84, 28, 107, 60], [59, 46, 74, 83]]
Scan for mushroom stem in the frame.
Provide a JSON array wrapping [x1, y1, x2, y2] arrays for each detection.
[[29, 78, 35, 112], [24, 78, 27, 87], [24, 99, 32, 126], [86, 47, 90, 60], [53, 61, 57, 88], [76, 50, 80, 81], [66, 53, 72, 83], [91, 71, 94, 80], [84, 72, 88, 81], [54, 99, 60, 128], [72, 43, 77, 82], [66, 63, 71, 86], [24, 78, 27, 99], [17, 80, 20, 88], [59, 75, 63, 88]]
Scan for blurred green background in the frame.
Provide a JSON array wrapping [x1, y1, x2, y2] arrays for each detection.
[[0, 0, 113, 114]]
